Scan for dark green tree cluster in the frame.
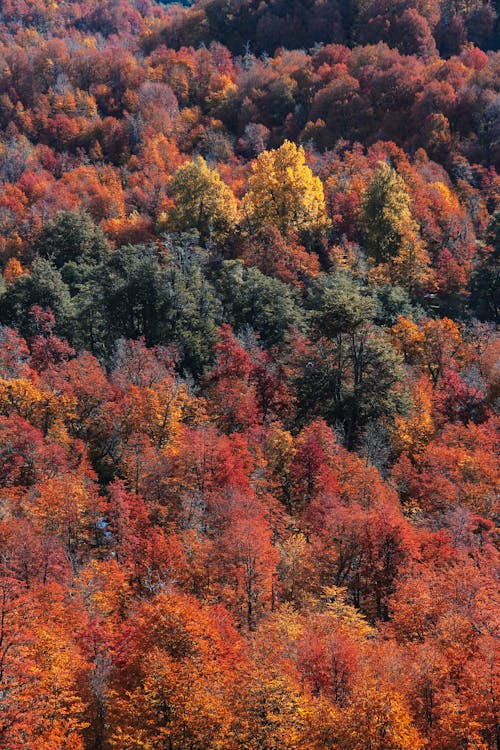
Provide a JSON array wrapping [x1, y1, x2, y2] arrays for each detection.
[[0, 210, 426, 447]]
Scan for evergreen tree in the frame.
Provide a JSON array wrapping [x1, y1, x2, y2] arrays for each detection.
[[0, 258, 74, 340], [215, 260, 304, 347], [34, 211, 111, 269], [469, 210, 500, 322]]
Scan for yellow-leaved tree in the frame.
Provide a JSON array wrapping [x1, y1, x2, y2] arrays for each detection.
[[393, 374, 435, 455], [165, 156, 238, 242], [3, 257, 26, 285], [243, 140, 328, 237]]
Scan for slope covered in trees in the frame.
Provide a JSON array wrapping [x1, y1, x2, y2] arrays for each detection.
[[0, 0, 498, 747]]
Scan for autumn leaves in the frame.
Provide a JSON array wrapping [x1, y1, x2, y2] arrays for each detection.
[[159, 143, 436, 300], [159, 141, 326, 243]]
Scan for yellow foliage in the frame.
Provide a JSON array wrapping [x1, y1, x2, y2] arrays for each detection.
[[119, 377, 192, 450], [27, 472, 101, 558], [3, 257, 26, 285], [394, 375, 435, 454], [321, 586, 373, 640], [363, 162, 432, 291], [278, 533, 318, 606], [17, 624, 90, 749], [243, 140, 328, 236], [165, 156, 238, 241], [341, 676, 425, 750], [0, 377, 76, 429], [392, 315, 465, 383]]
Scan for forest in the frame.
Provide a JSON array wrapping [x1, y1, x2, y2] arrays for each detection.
[[0, 0, 498, 747]]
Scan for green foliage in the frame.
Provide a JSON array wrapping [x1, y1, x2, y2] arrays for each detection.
[[161, 236, 222, 376], [81, 244, 164, 351], [74, 237, 222, 376], [214, 260, 304, 347], [34, 211, 111, 269], [469, 210, 500, 323], [372, 284, 424, 327], [361, 163, 414, 264], [0, 258, 74, 339], [0, 6, 497, 750], [292, 325, 407, 448], [308, 272, 374, 336], [287, 272, 409, 446]]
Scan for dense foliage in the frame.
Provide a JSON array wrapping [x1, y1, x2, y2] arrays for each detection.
[[0, 0, 498, 748]]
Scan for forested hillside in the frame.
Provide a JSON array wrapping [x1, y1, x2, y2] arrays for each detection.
[[0, 0, 498, 747]]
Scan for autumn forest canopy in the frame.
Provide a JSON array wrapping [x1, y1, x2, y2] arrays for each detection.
[[0, 0, 498, 747]]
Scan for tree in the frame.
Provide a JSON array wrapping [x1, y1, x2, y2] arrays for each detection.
[[0, 326, 32, 379], [434, 367, 487, 426], [361, 162, 431, 292], [330, 326, 406, 448], [215, 260, 303, 348], [357, 0, 437, 60], [297, 615, 362, 702], [219, 493, 279, 630], [107, 591, 237, 749], [0, 554, 89, 750], [33, 210, 110, 269], [391, 418, 499, 518], [306, 76, 373, 151], [361, 166, 405, 256], [28, 305, 75, 372], [240, 225, 320, 287], [278, 532, 318, 605], [289, 274, 407, 448], [3, 258, 25, 286], [82, 243, 164, 352], [73, 237, 222, 374], [340, 674, 424, 750], [204, 324, 260, 432], [289, 419, 340, 509], [469, 210, 500, 323], [393, 375, 435, 455], [243, 140, 328, 237], [27, 470, 103, 570], [165, 156, 238, 242], [0, 618, 90, 749], [0, 258, 74, 341], [160, 238, 222, 376], [391, 315, 467, 385], [309, 272, 374, 336], [305, 493, 415, 620]]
